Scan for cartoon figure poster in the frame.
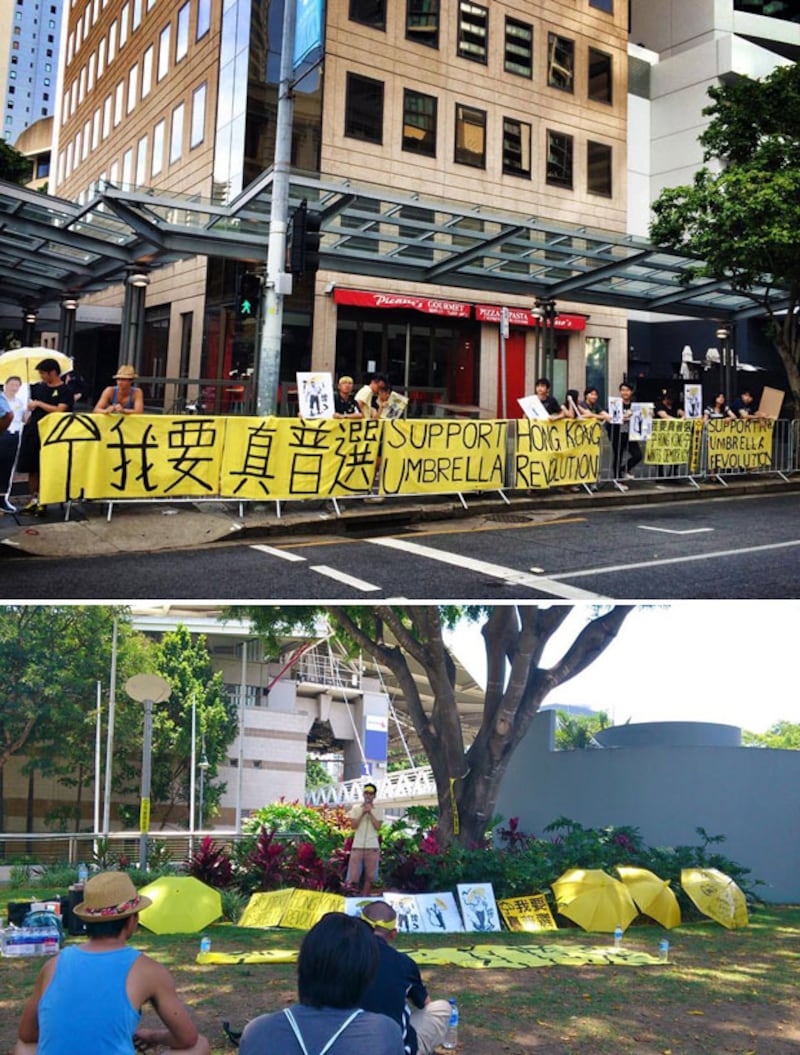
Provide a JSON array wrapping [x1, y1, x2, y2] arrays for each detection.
[[343, 896, 383, 918], [297, 371, 334, 419], [684, 384, 703, 420], [608, 396, 623, 424], [457, 883, 501, 932], [383, 892, 423, 933], [415, 892, 464, 933]]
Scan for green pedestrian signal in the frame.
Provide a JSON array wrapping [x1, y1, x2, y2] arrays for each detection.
[[237, 272, 262, 319]]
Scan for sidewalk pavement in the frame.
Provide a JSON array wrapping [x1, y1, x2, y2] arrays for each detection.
[[1, 475, 798, 559]]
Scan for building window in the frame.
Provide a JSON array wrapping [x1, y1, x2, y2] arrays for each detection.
[[585, 335, 608, 404], [588, 47, 612, 103], [504, 17, 532, 77], [197, 0, 210, 38], [344, 72, 383, 143], [127, 64, 138, 112], [119, 2, 129, 47], [152, 118, 164, 175], [102, 93, 111, 137], [587, 140, 612, 196], [589, 0, 612, 11], [122, 146, 132, 186], [502, 117, 531, 177], [170, 101, 184, 162], [132, 0, 141, 31], [108, 19, 117, 62], [406, 0, 439, 48], [98, 37, 105, 76], [114, 79, 123, 124], [158, 23, 170, 81], [176, 2, 189, 61], [349, 0, 385, 29], [141, 44, 153, 97], [546, 129, 573, 188], [92, 108, 100, 148], [457, 1, 488, 63], [548, 32, 574, 92], [454, 102, 485, 167], [135, 133, 147, 185], [190, 82, 206, 147], [402, 88, 436, 156]]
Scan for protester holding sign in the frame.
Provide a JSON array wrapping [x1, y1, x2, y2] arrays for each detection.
[[606, 381, 642, 483], [18, 358, 74, 516]]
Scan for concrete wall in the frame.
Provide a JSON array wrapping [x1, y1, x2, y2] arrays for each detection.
[[496, 711, 800, 903]]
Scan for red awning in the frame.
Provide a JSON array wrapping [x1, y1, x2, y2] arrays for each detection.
[[475, 305, 587, 330], [333, 288, 472, 318]]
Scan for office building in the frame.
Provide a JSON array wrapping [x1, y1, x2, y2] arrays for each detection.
[[2, 0, 64, 144]]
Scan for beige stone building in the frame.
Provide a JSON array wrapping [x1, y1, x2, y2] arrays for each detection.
[[51, 0, 630, 412]]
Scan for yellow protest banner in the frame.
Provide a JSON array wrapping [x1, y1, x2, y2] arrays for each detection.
[[38, 413, 226, 504], [220, 417, 381, 500], [279, 889, 345, 930], [514, 419, 602, 489], [497, 894, 557, 932], [689, 418, 704, 475], [705, 419, 774, 472], [643, 419, 694, 465], [139, 798, 150, 833], [380, 419, 507, 495], [238, 889, 297, 929]]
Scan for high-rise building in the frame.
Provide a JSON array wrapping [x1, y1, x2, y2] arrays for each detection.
[[51, 0, 631, 412], [2, 0, 64, 144]]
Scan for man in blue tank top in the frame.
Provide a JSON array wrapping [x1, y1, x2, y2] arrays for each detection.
[[15, 871, 209, 1055]]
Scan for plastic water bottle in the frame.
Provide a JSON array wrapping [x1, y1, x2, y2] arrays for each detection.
[[659, 938, 670, 963], [442, 999, 458, 1049], [613, 925, 623, 949], [77, 863, 88, 885], [199, 935, 211, 954]]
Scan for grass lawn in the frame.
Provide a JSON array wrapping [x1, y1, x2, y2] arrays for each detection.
[[1, 889, 798, 1055]]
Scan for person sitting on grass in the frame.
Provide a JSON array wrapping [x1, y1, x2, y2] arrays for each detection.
[[15, 871, 210, 1055], [239, 912, 403, 1055]]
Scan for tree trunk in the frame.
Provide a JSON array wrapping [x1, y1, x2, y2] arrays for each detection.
[[26, 769, 34, 856]]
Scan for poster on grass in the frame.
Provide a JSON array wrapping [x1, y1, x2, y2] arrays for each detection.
[[457, 883, 501, 932], [415, 892, 464, 933], [498, 894, 557, 932], [383, 891, 423, 933]]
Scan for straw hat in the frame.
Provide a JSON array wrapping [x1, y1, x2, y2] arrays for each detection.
[[73, 871, 152, 921], [113, 364, 138, 380]]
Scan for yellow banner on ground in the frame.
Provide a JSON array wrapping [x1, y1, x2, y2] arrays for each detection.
[[380, 419, 507, 495], [497, 895, 557, 932], [644, 419, 695, 465], [38, 413, 226, 503], [514, 419, 602, 489], [220, 417, 381, 500], [705, 419, 775, 472], [239, 890, 297, 929], [279, 889, 345, 931], [197, 942, 661, 968]]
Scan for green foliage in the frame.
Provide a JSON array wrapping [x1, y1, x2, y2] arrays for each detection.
[[305, 758, 334, 789], [241, 801, 350, 861], [0, 140, 32, 185], [8, 864, 32, 888], [220, 887, 247, 923], [187, 836, 233, 888], [650, 62, 800, 412], [554, 710, 610, 750], [742, 721, 800, 749]]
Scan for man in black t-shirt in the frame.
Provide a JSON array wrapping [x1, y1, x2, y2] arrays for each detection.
[[534, 377, 566, 420], [333, 375, 360, 418], [18, 358, 73, 515], [607, 380, 642, 482], [359, 901, 451, 1055]]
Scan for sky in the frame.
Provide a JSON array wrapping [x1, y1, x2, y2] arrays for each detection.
[[448, 602, 799, 735]]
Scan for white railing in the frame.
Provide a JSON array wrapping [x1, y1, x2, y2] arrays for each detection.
[[305, 766, 437, 808]]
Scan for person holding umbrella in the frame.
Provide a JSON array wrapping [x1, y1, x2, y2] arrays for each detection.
[[14, 871, 210, 1055]]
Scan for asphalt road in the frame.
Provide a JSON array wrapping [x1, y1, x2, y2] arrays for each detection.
[[4, 491, 800, 600]]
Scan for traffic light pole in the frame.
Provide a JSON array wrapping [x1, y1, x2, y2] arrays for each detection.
[[256, 0, 296, 416]]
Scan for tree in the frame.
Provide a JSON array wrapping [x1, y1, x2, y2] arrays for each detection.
[[237, 606, 632, 847], [0, 140, 31, 185], [306, 758, 334, 789], [554, 709, 611, 750], [650, 62, 800, 414], [142, 624, 237, 828], [0, 606, 151, 832], [742, 721, 800, 749]]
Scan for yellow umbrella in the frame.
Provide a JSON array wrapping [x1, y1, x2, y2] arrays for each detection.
[[681, 868, 749, 929], [137, 876, 222, 934], [616, 866, 681, 930], [0, 347, 72, 384], [552, 868, 616, 907], [558, 877, 638, 934]]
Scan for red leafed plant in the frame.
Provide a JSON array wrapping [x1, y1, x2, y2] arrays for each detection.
[[187, 836, 233, 888]]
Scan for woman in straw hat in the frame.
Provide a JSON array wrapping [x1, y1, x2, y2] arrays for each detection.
[[15, 871, 209, 1055], [94, 366, 144, 415]]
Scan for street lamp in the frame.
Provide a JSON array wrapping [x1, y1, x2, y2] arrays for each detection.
[[715, 323, 734, 399], [198, 738, 210, 831], [125, 673, 171, 871], [532, 297, 559, 381]]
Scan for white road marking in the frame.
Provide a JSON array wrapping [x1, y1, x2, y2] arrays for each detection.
[[368, 536, 610, 601], [638, 526, 715, 536], [556, 538, 800, 579], [251, 544, 306, 562], [311, 565, 381, 592]]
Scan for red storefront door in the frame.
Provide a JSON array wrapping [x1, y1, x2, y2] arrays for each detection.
[[497, 331, 526, 417]]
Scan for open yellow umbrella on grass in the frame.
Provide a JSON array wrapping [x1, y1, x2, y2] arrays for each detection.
[[681, 867, 748, 929], [616, 866, 681, 929], [137, 876, 222, 934], [0, 347, 72, 384], [552, 868, 638, 933]]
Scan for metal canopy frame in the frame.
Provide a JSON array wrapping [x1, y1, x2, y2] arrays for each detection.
[[0, 172, 786, 323]]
